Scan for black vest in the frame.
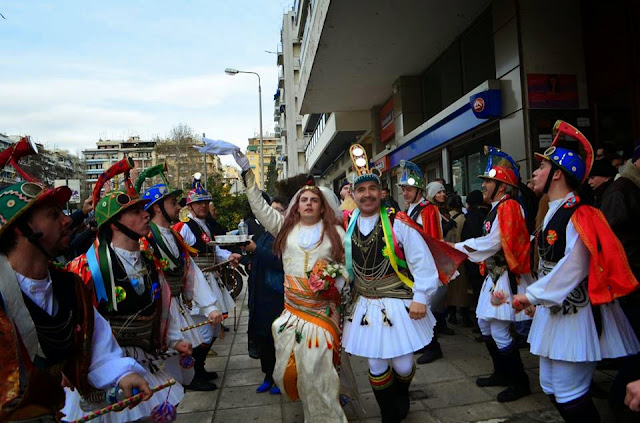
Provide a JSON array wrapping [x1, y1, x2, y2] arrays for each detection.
[[408, 201, 428, 222], [538, 197, 583, 264], [21, 271, 78, 369], [185, 218, 215, 254], [147, 229, 185, 297]]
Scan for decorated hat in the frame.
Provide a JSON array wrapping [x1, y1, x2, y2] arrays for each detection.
[[93, 157, 149, 230], [397, 160, 425, 190], [534, 120, 593, 183], [186, 172, 212, 204], [134, 163, 183, 211], [478, 146, 519, 187], [350, 144, 381, 186], [0, 137, 71, 237]]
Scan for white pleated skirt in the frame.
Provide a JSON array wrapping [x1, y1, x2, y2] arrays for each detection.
[[203, 271, 236, 315], [528, 300, 640, 362], [170, 296, 204, 347], [61, 347, 185, 422], [476, 273, 535, 322], [342, 296, 436, 359]]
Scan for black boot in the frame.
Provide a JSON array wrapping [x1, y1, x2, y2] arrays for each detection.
[[416, 336, 443, 364], [495, 343, 530, 402], [461, 307, 474, 327], [476, 336, 509, 387], [184, 344, 218, 391], [435, 312, 455, 335], [393, 364, 415, 420], [554, 393, 600, 423], [194, 344, 218, 380], [370, 367, 400, 423], [447, 306, 458, 325]]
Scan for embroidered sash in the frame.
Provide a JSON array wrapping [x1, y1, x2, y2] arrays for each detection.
[[283, 275, 341, 365]]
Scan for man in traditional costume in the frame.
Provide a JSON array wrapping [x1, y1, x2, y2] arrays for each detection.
[[136, 165, 225, 391], [342, 145, 464, 422], [397, 160, 450, 364], [453, 146, 535, 403], [65, 158, 188, 421], [215, 145, 349, 422], [512, 120, 640, 421], [173, 174, 240, 364], [0, 139, 151, 422]]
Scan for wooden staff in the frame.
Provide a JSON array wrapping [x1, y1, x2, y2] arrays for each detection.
[[72, 379, 176, 423]]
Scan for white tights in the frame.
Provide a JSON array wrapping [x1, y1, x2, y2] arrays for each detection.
[[539, 357, 596, 403], [368, 353, 414, 377], [478, 318, 513, 350]]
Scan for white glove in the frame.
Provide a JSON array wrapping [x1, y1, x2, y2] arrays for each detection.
[[234, 150, 250, 172]]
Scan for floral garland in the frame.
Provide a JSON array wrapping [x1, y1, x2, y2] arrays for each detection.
[[139, 237, 170, 272]]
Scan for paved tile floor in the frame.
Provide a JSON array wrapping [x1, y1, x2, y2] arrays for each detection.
[[175, 285, 618, 422]]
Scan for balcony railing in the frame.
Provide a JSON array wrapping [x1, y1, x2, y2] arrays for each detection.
[[304, 113, 328, 162]]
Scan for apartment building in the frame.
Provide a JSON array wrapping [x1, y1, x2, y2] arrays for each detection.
[[246, 132, 279, 189], [290, 0, 640, 209]]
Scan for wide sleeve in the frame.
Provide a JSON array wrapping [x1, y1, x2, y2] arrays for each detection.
[[188, 257, 220, 316], [242, 169, 284, 236], [87, 308, 146, 389], [176, 223, 197, 247], [525, 221, 589, 307], [454, 214, 501, 263], [215, 245, 232, 262], [394, 220, 439, 305]]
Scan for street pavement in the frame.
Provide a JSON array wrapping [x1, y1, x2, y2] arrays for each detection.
[[175, 285, 617, 422]]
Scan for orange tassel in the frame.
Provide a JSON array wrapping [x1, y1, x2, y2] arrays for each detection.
[[308, 336, 312, 348]]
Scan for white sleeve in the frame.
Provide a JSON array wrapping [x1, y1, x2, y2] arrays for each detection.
[[454, 214, 502, 263], [87, 308, 146, 389], [394, 219, 439, 305], [215, 245, 232, 262], [243, 169, 284, 236], [526, 221, 589, 307], [179, 224, 196, 247], [189, 257, 220, 316]]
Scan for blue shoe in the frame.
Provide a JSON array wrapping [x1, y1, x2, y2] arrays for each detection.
[[269, 385, 281, 395], [256, 380, 273, 393]]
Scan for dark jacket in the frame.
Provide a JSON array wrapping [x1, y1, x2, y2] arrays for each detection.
[[591, 178, 614, 209], [247, 230, 285, 338], [461, 203, 490, 297], [600, 160, 640, 281]]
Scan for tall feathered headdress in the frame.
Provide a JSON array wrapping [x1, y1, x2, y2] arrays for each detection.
[[350, 144, 380, 186]]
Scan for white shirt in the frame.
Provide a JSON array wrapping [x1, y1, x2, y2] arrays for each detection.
[[16, 271, 146, 388], [356, 213, 439, 305], [298, 221, 323, 250]]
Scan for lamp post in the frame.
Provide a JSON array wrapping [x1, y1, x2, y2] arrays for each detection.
[[225, 68, 264, 189]]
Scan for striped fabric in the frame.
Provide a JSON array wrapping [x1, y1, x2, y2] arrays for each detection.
[[284, 275, 342, 365], [369, 367, 394, 390]]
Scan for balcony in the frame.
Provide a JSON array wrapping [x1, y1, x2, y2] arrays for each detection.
[[304, 111, 370, 175]]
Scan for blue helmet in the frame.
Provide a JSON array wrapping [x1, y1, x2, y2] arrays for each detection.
[[142, 183, 183, 211], [534, 120, 593, 183]]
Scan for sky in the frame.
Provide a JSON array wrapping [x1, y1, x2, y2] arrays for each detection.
[[0, 1, 289, 163]]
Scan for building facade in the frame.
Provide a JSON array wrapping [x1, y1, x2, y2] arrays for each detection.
[[245, 133, 279, 189], [287, 0, 640, 208]]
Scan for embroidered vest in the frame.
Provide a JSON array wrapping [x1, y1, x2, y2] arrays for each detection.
[[351, 216, 413, 300], [147, 230, 185, 298], [185, 219, 214, 254], [100, 247, 159, 351]]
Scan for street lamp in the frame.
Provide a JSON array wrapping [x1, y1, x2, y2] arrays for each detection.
[[225, 67, 264, 188]]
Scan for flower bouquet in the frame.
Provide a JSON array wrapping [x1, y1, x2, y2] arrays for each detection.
[[307, 259, 348, 295]]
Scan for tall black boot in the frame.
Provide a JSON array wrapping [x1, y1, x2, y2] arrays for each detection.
[[369, 367, 400, 423], [194, 343, 218, 380], [555, 393, 600, 423], [393, 364, 416, 420], [435, 311, 455, 335], [416, 335, 443, 364], [495, 342, 530, 402], [476, 336, 509, 387], [185, 344, 217, 391]]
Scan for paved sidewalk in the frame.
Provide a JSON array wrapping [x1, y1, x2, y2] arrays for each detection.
[[176, 286, 617, 422]]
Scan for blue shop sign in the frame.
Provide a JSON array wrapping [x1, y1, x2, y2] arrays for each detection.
[[389, 89, 501, 168]]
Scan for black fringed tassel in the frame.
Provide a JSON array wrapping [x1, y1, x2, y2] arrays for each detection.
[[360, 313, 369, 326], [381, 308, 393, 327]]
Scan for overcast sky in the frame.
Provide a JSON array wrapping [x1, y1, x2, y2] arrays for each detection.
[[0, 1, 288, 161]]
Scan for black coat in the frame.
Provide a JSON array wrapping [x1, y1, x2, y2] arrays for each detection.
[[461, 204, 490, 297], [247, 230, 285, 338]]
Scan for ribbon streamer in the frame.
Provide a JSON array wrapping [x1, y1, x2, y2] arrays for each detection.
[[72, 379, 176, 423]]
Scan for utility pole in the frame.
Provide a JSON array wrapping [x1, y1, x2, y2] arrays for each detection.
[[202, 132, 207, 188]]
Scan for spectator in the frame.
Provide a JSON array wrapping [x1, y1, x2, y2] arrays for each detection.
[[587, 159, 617, 208], [243, 197, 287, 395], [206, 201, 228, 236], [381, 186, 400, 212], [600, 141, 640, 417], [338, 180, 356, 211], [611, 153, 625, 170], [595, 147, 607, 160], [445, 194, 473, 326]]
